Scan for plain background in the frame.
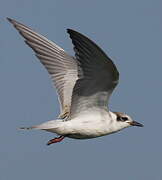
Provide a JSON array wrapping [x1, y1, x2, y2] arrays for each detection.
[[0, 0, 162, 179]]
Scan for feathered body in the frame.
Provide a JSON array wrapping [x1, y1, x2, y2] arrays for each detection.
[[8, 18, 143, 145]]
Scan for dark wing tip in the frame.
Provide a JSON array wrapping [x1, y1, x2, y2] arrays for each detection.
[[7, 17, 15, 24], [6, 17, 12, 22], [66, 28, 70, 33], [67, 29, 82, 36], [7, 17, 20, 29], [67, 28, 74, 33]]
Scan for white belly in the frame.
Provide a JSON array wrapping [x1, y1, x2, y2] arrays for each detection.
[[52, 111, 115, 139]]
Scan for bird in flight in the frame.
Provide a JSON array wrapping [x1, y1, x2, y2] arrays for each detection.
[[7, 18, 143, 145]]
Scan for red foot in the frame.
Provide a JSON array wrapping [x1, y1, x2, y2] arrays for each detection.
[[47, 136, 65, 146]]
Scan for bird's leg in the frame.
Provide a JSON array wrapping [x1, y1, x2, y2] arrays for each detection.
[[47, 136, 65, 146]]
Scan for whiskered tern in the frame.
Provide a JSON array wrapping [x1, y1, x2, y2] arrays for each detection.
[[7, 18, 143, 145]]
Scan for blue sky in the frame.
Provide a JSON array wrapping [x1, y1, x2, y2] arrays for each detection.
[[0, 0, 162, 179]]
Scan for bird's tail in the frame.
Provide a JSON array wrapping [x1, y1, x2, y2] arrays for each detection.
[[18, 119, 62, 131], [18, 126, 37, 130]]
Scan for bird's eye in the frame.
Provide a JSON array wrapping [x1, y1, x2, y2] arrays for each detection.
[[121, 117, 128, 121], [117, 116, 128, 121]]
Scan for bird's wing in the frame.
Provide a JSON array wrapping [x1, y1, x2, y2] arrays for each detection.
[[7, 18, 78, 118], [67, 29, 119, 118]]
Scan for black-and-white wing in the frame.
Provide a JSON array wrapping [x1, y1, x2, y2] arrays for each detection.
[[8, 18, 78, 118], [67, 29, 119, 118]]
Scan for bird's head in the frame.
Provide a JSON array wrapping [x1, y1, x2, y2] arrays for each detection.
[[112, 112, 143, 130]]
